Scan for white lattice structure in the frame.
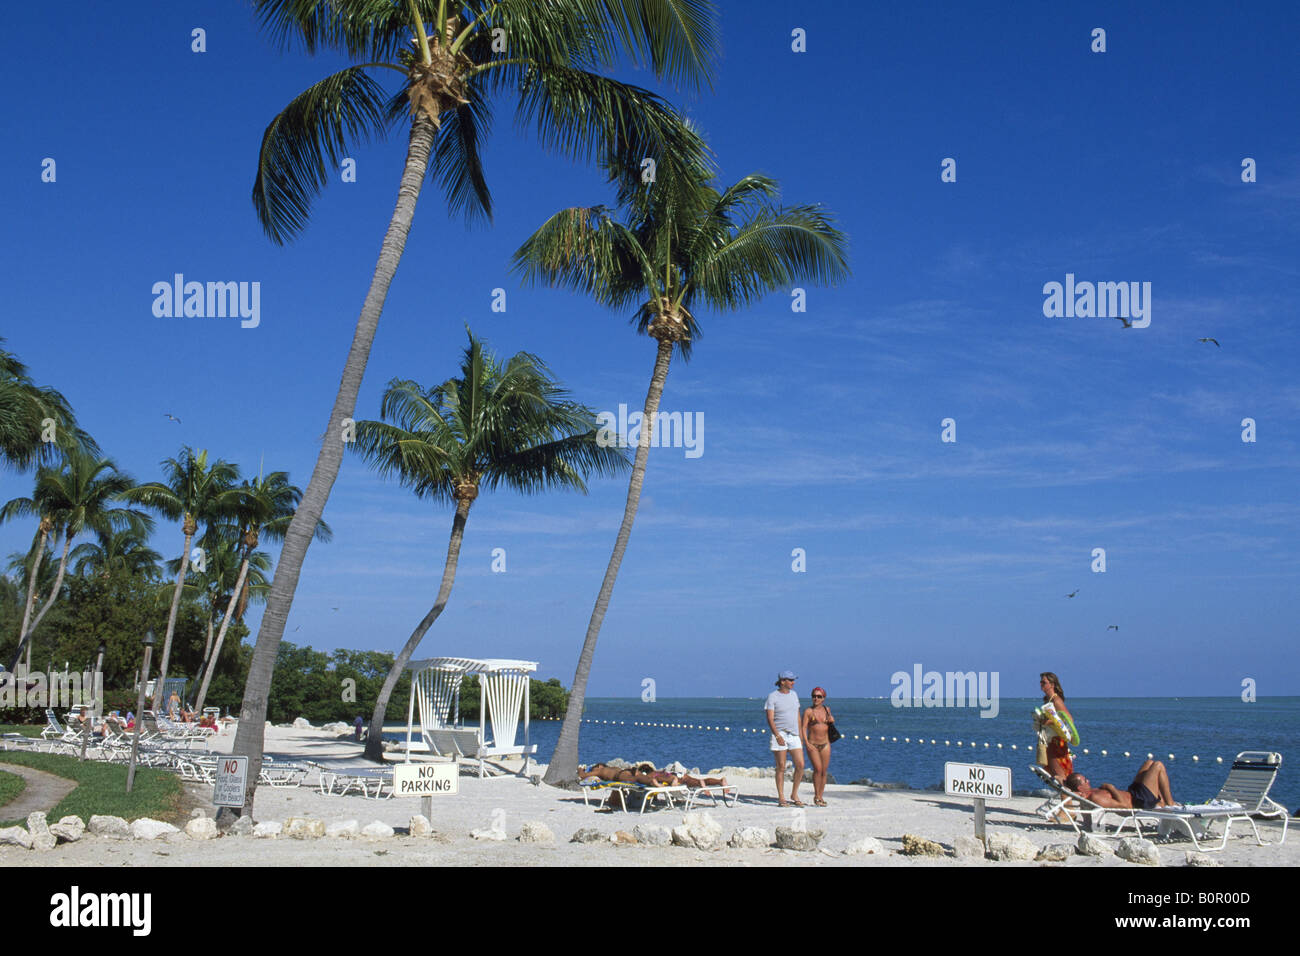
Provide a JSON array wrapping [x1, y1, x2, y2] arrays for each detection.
[[404, 657, 538, 777]]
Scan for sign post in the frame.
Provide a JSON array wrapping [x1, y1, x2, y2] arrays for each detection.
[[944, 761, 1011, 849]]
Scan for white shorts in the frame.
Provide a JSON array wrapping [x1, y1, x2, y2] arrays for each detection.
[[770, 732, 802, 752]]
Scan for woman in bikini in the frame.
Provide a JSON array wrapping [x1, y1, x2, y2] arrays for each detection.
[[1037, 672, 1077, 781], [800, 687, 834, 807]]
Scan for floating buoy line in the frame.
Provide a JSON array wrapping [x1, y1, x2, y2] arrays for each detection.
[[528, 717, 1228, 764]]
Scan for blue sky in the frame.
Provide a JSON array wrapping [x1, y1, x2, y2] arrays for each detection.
[[2, 1, 1298, 697]]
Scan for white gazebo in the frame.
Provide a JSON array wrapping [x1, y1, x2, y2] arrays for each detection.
[[404, 657, 538, 777]]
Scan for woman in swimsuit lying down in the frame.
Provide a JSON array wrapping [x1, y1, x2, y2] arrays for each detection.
[[579, 762, 728, 788], [800, 686, 834, 807]]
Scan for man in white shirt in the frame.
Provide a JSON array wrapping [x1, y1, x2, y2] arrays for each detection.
[[765, 670, 804, 807]]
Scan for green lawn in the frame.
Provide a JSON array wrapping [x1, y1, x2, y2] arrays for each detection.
[[0, 724, 43, 738], [0, 750, 184, 827], [0, 769, 25, 808]]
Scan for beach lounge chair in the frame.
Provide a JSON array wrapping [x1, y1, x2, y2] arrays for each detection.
[[634, 782, 691, 814], [580, 779, 639, 812], [1130, 751, 1289, 851], [309, 761, 393, 799], [683, 781, 740, 811]]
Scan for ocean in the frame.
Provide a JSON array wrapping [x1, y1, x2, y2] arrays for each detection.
[[397, 696, 1300, 811]]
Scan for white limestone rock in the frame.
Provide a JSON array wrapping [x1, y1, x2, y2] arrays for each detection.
[[88, 815, 130, 839], [986, 832, 1039, 861], [326, 820, 359, 839], [517, 821, 555, 843], [129, 818, 180, 841], [671, 812, 724, 850], [1185, 851, 1222, 867], [631, 824, 672, 846], [774, 826, 824, 852], [0, 827, 33, 849], [728, 826, 772, 849], [291, 717, 313, 729], [1116, 837, 1161, 866], [361, 821, 394, 839], [952, 835, 986, 859], [1077, 832, 1115, 857], [49, 817, 86, 844], [284, 817, 326, 839], [253, 821, 283, 839], [185, 817, 220, 840], [568, 827, 606, 844], [1037, 843, 1076, 862], [843, 835, 886, 856], [408, 815, 432, 838]]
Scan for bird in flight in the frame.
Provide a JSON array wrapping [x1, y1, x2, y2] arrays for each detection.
[[1114, 316, 1133, 329], [293, 625, 301, 632], [1067, 589, 1079, 598], [1107, 624, 1119, 631], [164, 414, 181, 424], [1198, 337, 1220, 347], [332, 607, 339, 612]]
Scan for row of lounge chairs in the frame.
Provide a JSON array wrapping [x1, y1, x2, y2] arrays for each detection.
[[1032, 751, 1289, 852]]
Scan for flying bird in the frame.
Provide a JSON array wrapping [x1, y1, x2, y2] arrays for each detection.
[[164, 414, 181, 424], [1067, 589, 1079, 598], [1198, 337, 1220, 347], [293, 625, 301, 632], [1107, 625, 1119, 631], [1114, 316, 1133, 329]]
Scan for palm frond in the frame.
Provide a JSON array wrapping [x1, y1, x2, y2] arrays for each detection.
[[253, 65, 394, 244]]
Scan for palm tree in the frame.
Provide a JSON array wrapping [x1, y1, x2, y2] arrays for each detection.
[[0, 338, 98, 472], [232, 0, 718, 811], [352, 330, 627, 761], [1, 451, 152, 674], [70, 526, 163, 580], [514, 165, 850, 784], [193, 472, 329, 713], [122, 448, 241, 711]]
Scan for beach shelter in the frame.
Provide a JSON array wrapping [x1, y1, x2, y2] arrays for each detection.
[[404, 657, 538, 777]]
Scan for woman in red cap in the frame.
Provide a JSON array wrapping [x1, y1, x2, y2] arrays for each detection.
[[800, 686, 835, 807]]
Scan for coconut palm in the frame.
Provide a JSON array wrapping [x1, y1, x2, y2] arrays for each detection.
[[193, 472, 329, 713], [352, 329, 628, 761], [0, 338, 98, 472], [514, 165, 850, 783], [232, 0, 718, 810], [70, 526, 163, 580], [122, 448, 241, 711], [1, 451, 152, 674]]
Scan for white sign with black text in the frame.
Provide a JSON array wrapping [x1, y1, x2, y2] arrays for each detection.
[[394, 762, 459, 796], [944, 762, 1011, 799], [213, 756, 248, 807]]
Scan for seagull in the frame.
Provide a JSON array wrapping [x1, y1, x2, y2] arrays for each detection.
[[164, 414, 181, 424], [1198, 337, 1220, 347], [293, 626, 301, 632], [332, 607, 339, 612], [1114, 316, 1133, 329], [1107, 625, 1119, 631], [1067, 589, 1079, 598]]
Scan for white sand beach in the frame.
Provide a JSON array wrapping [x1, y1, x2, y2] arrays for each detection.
[[2, 726, 1293, 867]]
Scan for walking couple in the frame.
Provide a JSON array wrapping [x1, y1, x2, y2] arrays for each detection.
[[765, 670, 836, 807]]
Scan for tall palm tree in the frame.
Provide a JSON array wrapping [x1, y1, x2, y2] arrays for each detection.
[[0, 338, 98, 472], [232, 0, 718, 811], [194, 472, 329, 713], [123, 448, 241, 711], [1, 451, 152, 674], [352, 330, 627, 761], [514, 165, 850, 784]]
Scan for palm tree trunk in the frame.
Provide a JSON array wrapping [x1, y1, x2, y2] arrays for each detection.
[[363, 497, 471, 762], [5, 525, 48, 676], [12, 532, 72, 674], [227, 113, 439, 818], [152, 530, 193, 712], [194, 555, 251, 713], [544, 339, 674, 786], [193, 613, 216, 701]]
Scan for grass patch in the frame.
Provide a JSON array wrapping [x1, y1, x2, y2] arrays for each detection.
[[0, 750, 184, 827], [0, 769, 25, 807], [0, 724, 43, 738]]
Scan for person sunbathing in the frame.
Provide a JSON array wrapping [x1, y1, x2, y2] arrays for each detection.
[[1065, 760, 1177, 810], [579, 762, 726, 789]]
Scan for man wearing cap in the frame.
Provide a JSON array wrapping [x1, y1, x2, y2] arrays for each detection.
[[765, 670, 804, 807]]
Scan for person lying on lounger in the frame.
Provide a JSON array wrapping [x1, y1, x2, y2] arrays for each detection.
[[579, 762, 727, 788], [1065, 760, 1178, 810]]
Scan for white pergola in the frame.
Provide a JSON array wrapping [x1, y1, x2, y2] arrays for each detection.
[[404, 657, 538, 777]]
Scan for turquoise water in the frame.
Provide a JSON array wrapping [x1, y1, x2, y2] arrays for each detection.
[[397, 696, 1300, 810]]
